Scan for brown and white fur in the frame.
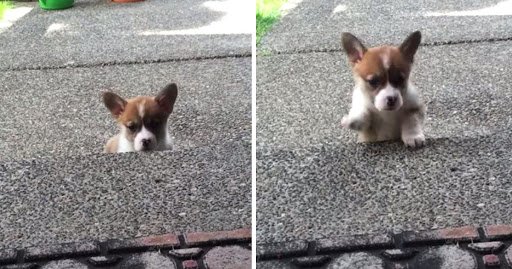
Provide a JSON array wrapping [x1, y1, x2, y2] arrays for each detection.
[[341, 31, 426, 148], [102, 83, 178, 153]]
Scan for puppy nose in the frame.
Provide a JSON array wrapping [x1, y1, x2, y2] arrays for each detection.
[[386, 96, 397, 106], [141, 139, 151, 148]]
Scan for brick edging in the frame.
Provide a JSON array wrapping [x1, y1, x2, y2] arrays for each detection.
[[256, 225, 512, 261], [0, 228, 251, 266]]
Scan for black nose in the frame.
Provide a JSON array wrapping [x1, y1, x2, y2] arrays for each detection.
[[142, 139, 151, 148], [386, 96, 397, 106]]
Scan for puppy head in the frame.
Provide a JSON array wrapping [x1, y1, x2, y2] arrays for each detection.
[[103, 83, 178, 151], [342, 31, 421, 111]]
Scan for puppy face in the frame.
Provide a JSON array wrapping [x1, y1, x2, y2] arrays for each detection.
[[342, 31, 421, 111], [103, 83, 178, 151]]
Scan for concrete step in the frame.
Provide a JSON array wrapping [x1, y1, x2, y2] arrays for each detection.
[[0, 56, 251, 161], [257, 131, 512, 243], [261, 0, 512, 53], [0, 141, 251, 249], [0, 0, 250, 70]]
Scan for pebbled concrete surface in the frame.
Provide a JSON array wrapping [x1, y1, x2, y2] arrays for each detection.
[[256, 41, 512, 243], [0, 0, 251, 70], [0, 57, 251, 161], [257, 41, 512, 150], [0, 0, 252, 252], [0, 142, 251, 249], [260, 0, 512, 53]]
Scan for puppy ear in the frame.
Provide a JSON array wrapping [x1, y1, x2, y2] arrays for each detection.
[[399, 31, 421, 62], [103, 92, 127, 118], [341, 32, 367, 64], [155, 83, 178, 114]]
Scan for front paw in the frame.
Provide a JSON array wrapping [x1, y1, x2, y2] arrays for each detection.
[[402, 133, 425, 148], [342, 115, 367, 131]]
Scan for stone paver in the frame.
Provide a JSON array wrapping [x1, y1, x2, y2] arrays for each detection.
[[117, 252, 177, 269], [505, 245, 512, 268], [168, 248, 203, 259], [204, 246, 251, 269], [327, 252, 382, 269], [414, 246, 476, 269], [41, 260, 87, 269], [467, 242, 504, 253]]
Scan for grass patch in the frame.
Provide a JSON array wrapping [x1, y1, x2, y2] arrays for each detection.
[[0, 1, 13, 21], [256, 0, 287, 46]]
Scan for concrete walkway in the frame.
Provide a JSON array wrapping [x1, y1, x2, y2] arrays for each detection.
[[257, 0, 512, 245], [0, 0, 250, 70], [260, 0, 512, 53], [0, 0, 251, 253]]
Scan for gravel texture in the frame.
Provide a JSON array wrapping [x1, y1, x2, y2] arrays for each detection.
[[0, 0, 250, 70], [0, 142, 251, 249], [0, 57, 251, 161]]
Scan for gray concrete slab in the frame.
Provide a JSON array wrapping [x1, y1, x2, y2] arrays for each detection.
[[0, 141, 250, 249], [261, 0, 512, 53], [0, 56, 251, 161], [256, 41, 512, 243], [0, 0, 251, 70]]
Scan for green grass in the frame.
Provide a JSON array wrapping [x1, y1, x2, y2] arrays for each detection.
[[0, 1, 13, 21], [256, 0, 287, 46]]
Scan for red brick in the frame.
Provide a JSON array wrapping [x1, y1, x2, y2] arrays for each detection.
[[185, 228, 251, 246], [438, 226, 479, 240], [138, 234, 179, 246], [484, 225, 512, 239], [403, 226, 479, 245], [483, 254, 500, 267], [182, 260, 198, 269]]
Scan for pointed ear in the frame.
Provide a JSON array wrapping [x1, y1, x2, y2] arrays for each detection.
[[399, 31, 422, 62], [155, 83, 178, 114], [341, 32, 367, 64], [102, 92, 127, 118]]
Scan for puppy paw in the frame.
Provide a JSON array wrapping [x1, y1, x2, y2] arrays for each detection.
[[402, 133, 425, 148], [342, 115, 367, 131]]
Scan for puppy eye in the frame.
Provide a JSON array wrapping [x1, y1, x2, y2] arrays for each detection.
[[367, 77, 380, 88], [126, 123, 137, 132], [390, 74, 405, 86], [146, 120, 160, 129]]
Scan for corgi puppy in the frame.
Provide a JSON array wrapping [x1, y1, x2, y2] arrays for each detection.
[[341, 31, 426, 148], [102, 83, 178, 153]]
